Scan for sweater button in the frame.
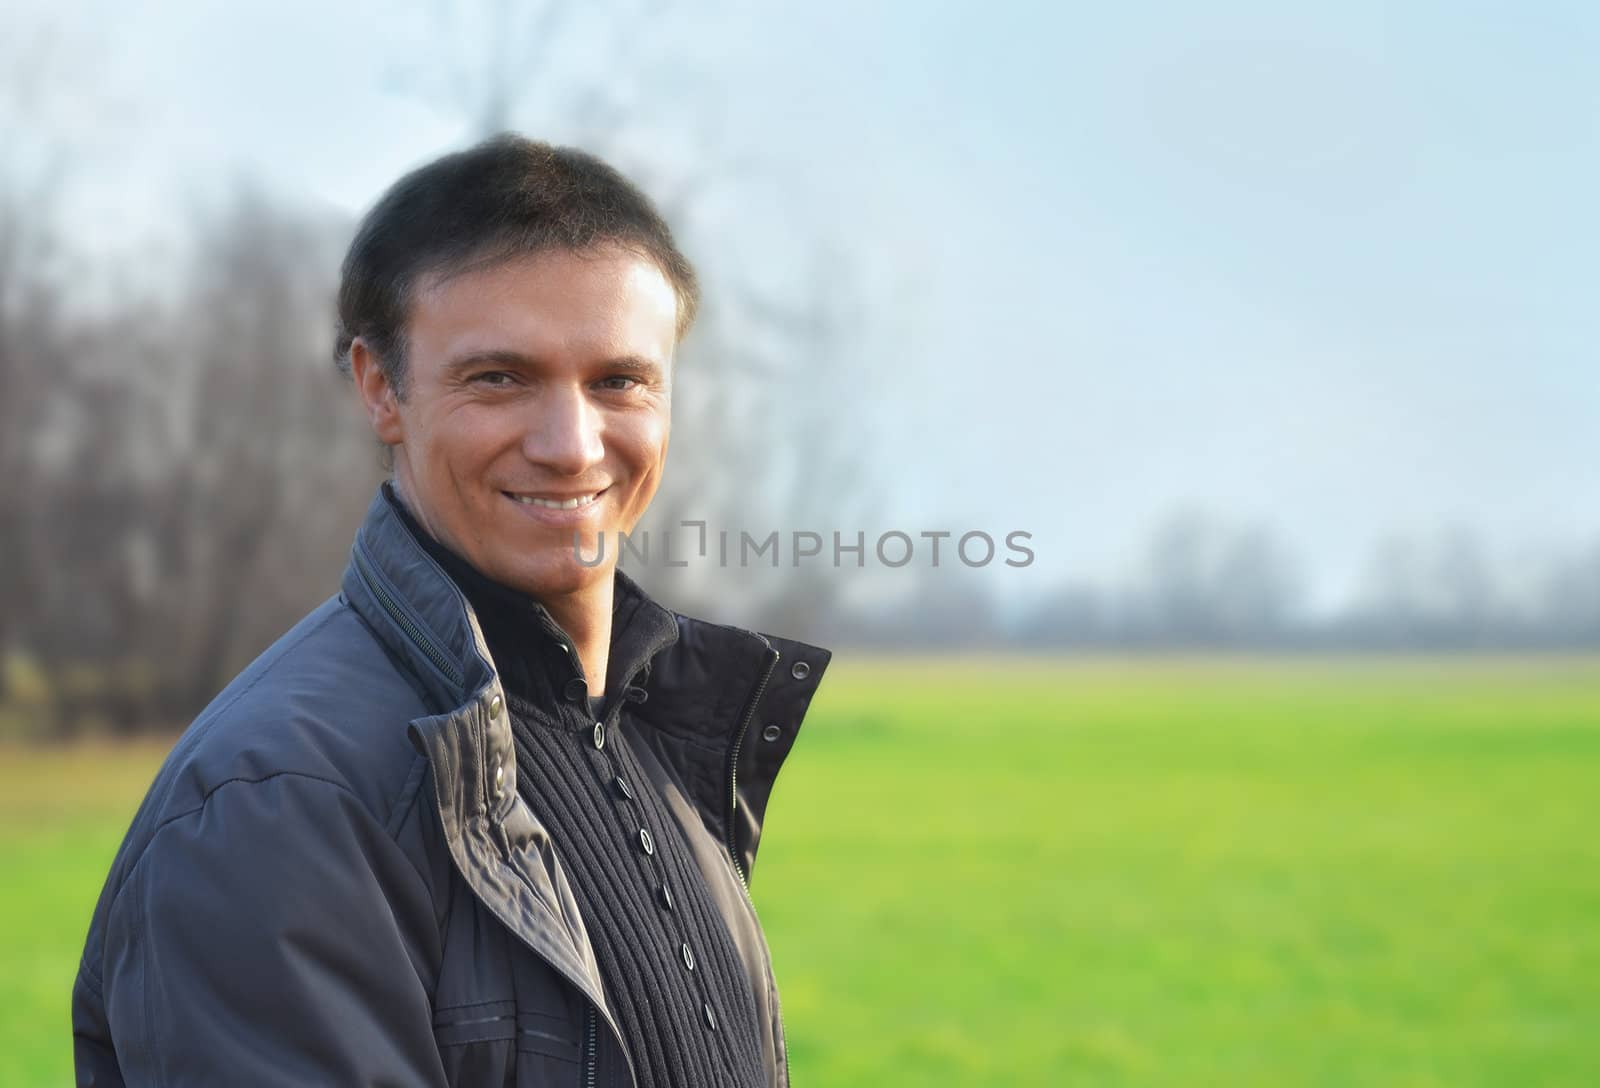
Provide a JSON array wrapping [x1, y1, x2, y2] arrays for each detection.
[[681, 942, 695, 971], [658, 883, 674, 911], [564, 677, 588, 703], [702, 1002, 717, 1030], [592, 721, 606, 749], [614, 775, 635, 801], [639, 828, 654, 856]]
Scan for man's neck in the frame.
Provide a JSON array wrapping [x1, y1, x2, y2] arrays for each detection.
[[385, 478, 616, 701]]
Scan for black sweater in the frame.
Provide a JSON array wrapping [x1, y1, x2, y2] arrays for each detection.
[[386, 486, 765, 1087]]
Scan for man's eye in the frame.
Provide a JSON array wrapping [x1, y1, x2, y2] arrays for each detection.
[[473, 372, 515, 387], [598, 375, 640, 392]]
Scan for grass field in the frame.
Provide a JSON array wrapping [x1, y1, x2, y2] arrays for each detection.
[[4, 655, 1598, 1086]]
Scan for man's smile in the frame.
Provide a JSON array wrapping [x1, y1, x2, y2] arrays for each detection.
[[503, 488, 606, 509], [500, 486, 611, 526]]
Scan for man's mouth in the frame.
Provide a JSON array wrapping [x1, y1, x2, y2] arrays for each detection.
[[503, 489, 604, 510]]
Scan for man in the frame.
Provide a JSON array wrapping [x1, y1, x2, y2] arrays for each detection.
[[72, 135, 831, 1087]]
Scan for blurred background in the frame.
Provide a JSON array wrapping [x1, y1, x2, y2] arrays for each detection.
[[2, 1, 1597, 1084]]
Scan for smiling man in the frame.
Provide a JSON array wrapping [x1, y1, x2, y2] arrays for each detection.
[[73, 136, 831, 1088]]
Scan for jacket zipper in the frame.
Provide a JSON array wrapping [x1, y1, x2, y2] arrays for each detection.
[[724, 643, 792, 1086], [583, 1003, 598, 1087], [725, 644, 779, 885], [351, 546, 465, 689]]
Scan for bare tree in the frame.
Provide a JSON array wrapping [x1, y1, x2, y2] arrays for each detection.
[[1533, 537, 1600, 646], [7, 180, 370, 733], [1127, 508, 1304, 646], [1344, 527, 1504, 649], [140, 190, 372, 717], [0, 19, 86, 707]]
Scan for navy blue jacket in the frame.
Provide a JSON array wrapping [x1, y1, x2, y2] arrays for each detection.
[[72, 487, 831, 1086]]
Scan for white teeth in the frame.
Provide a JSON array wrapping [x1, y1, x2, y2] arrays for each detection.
[[510, 492, 598, 510]]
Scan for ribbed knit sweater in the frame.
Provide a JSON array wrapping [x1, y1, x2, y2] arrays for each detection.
[[387, 487, 766, 1087]]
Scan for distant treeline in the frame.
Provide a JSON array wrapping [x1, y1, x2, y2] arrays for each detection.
[[836, 512, 1600, 652]]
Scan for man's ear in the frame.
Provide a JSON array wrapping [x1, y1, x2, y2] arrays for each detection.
[[350, 338, 404, 446]]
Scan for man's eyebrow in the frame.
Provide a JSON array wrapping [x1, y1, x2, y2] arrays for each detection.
[[441, 349, 536, 375], [441, 350, 664, 376], [601, 355, 665, 376]]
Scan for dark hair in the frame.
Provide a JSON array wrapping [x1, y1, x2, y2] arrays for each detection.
[[334, 134, 699, 397]]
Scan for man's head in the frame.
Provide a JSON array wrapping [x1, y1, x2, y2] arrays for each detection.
[[338, 135, 698, 602], [336, 135, 698, 397]]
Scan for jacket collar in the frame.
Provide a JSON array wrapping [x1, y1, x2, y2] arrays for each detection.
[[339, 485, 832, 877]]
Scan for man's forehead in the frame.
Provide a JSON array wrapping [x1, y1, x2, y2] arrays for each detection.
[[412, 242, 671, 304], [404, 245, 679, 362]]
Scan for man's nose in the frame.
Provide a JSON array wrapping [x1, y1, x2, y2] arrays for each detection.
[[521, 384, 605, 475]]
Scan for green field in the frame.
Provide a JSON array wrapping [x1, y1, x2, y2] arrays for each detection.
[[5, 655, 1599, 1086]]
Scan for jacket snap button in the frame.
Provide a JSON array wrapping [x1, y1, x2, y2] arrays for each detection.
[[681, 942, 695, 970], [702, 1002, 717, 1030], [487, 692, 504, 718], [790, 660, 810, 680], [492, 762, 505, 797], [614, 775, 635, 801], [658, 883, 674, 911], [592, 721, 606, 749], [761, 723, 782, 742], [564, 677, 587, 703], [639, 828, 654, 855]]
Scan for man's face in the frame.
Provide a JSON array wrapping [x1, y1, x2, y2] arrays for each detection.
[[353, 244, 677, 601]]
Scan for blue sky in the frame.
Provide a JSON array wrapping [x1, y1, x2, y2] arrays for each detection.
[[14, 0, 1598, 611]]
